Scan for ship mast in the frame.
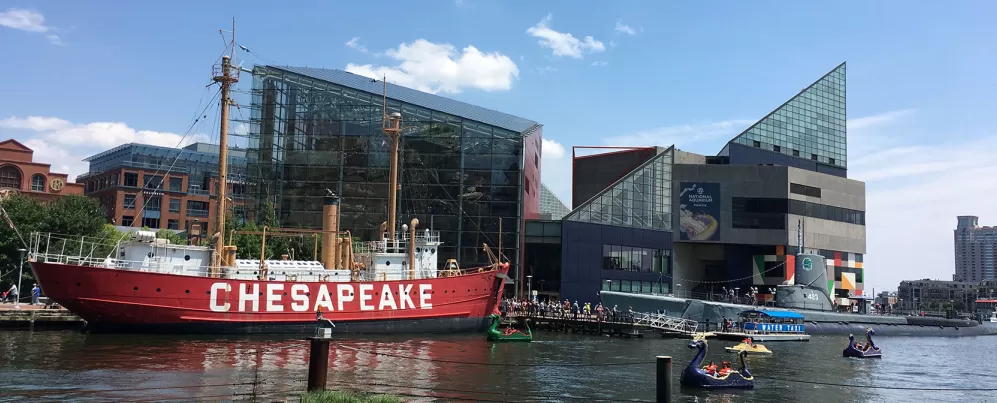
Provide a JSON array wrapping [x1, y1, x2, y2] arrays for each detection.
[[381, 76, 403, 240], [211, 18, 239, 275]]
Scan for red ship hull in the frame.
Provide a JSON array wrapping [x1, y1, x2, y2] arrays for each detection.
[[30, 261, 509, 334]]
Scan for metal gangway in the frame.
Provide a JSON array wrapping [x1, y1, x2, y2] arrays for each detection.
[[632, 312, 699, 335]]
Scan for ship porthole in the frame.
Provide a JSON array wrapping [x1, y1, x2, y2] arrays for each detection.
[[147, 252, 154, 258], [385, 261, 391, 266], [416, 247, 422, 253], [133, 287, 138, 291], [184, 255, 191, 261], [431, 249, 435, 253], [76, 282, 80, 287], [156, 288, 161, 292], [185, 290, 190, 294]]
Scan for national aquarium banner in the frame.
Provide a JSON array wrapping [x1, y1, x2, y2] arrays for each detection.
[[679, 182, 721, 241]]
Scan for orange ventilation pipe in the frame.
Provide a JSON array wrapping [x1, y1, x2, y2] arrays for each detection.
[[408, 218, 419, 280], [322, 193, 341, 270]]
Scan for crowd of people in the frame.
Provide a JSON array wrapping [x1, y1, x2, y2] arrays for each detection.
[[499, 298, 637, 323]]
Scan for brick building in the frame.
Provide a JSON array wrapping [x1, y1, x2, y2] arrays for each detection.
[[0, 139, 85, 201], [78, 142, 248, 237]]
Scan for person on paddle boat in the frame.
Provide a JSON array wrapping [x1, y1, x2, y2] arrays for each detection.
[[719, 361, 733, 376], [704, 361, 718, 375], [742, 337, 753, 345]]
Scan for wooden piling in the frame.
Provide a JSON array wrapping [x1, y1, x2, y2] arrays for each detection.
[[656, 355, 672, 403], [307, 337, 331, 392]]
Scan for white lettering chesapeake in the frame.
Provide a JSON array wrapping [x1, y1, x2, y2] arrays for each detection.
[[209, 283, 231, 312], [419, 284, 433, 309], [359, 284, 375, 311], [239, 283, 260, 312], [378, 284, 397, 310], [314, 284, 334, 312], [265, 283, 284, 312], [337, 284, 355, 311], [398, 284, 415, 309], [290, 284, 309, 312]]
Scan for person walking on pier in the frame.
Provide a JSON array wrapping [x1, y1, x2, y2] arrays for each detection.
[[6, 283, 17, 306], [30, 284, 39, 305]]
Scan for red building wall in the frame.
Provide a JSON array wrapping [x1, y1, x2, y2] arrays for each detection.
[[0, 139, 86, 202], [522, 127, 542, 220]]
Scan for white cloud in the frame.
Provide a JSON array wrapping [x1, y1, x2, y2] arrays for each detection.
[[526, 14, 605, 59], [0, 8, 48, 32], [345, 39, 519, 94], [591, 61, 608, 67], [847, 109, 915, 131], [345, 36, 369, 54], [615, 20, 636, 36], [0, 8, 65, 46], [540, 137, 571, 206], [604, 120, 754, 149], [536, 66, 557, 75], [0, 116, 208, 181]]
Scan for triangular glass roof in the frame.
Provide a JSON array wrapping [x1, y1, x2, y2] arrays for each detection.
[[564, 147, 674, 230], [726, 62, 847, 168]]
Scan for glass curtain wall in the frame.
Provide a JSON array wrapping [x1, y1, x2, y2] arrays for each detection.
[[247, 67, 525, 270]]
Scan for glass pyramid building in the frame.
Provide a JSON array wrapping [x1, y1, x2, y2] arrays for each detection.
[[720, 62, 847, 171], [563, 147, 674, 230]]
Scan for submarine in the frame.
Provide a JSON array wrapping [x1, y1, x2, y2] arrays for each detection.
[[600, 253, 997, 337]]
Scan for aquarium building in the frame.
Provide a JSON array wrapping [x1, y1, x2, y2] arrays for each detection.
[[245, 66, 542, 295]]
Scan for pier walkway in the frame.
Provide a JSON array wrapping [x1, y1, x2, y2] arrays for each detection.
[[508, 311, 701, 338], [0, 304, 84, 330]]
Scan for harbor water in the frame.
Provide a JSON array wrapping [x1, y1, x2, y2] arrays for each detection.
[[1, 330, 995, 402]]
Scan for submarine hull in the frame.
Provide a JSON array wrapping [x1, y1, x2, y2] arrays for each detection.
[[599, 291, 997, 337]]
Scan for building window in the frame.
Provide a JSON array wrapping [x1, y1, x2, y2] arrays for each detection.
[[731, 197, 865, 226], [811, 154, 818, 161], [124, 194, 136, 209], [169, 198, 181, 212], [602, 244, 670, 274], [124, 172, 139, 187], [144, 175, 164, 190], [753, 140, 761, 148], [773, 145, 781, 153], [829, 158, 836, 165], [167, 219, 179, 230], [121, 215, 134, 226], [0, 165, 22, 189], [145, 195, 162, 211], [792, 149, 800, 157], [790, 183, 822, 198], [142, 216, 161, 228], [31, 174, 45, 191], [187, 201, 209, 217], [169, 177, 183, 192]]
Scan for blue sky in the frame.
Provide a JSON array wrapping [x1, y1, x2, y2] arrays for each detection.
[[2, 1, 996, 292]]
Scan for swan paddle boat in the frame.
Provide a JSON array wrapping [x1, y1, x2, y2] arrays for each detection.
[[681, 335, 755, 389], [843, 328, 881, 358], [725, 338, 773, 355], [486, 314, 533, 342]]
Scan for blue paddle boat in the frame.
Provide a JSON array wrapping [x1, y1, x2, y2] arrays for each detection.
[[680, 335, 755, 389], [843, 328, 882, 358]]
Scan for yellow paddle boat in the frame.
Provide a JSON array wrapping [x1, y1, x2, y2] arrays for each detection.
[[725, 338, 773, 355]]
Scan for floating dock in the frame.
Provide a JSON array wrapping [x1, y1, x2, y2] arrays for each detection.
[[508, 312, 706, 339], [0, 306, 84, 330]]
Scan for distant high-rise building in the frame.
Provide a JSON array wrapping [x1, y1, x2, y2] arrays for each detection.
[[954, 215, 997, 282], [539, 182, 570, 220]]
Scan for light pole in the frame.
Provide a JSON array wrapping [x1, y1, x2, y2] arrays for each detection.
[[526, 275, 533, 301], [15, 248, 26, 308]]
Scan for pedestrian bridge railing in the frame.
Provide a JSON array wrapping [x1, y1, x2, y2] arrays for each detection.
[[632, 312, 699, 334]]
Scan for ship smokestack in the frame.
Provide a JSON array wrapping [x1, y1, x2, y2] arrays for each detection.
[[408, 218, 419, 280], [322, 192, 341, 270]]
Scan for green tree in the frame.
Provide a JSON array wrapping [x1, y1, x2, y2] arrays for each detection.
[[152, 228, 186, 245], [0, 195, 44, 286], [0, 194, 112, 285]]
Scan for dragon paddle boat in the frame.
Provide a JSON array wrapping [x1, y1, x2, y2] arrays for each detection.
[[486, 314, 533, 342], [725, 338, 773, 355], [843, 328, 882, 358], [681, 335, 755, 389]]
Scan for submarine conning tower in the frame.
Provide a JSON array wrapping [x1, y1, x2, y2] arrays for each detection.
[[774, 253, 835, 311]]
